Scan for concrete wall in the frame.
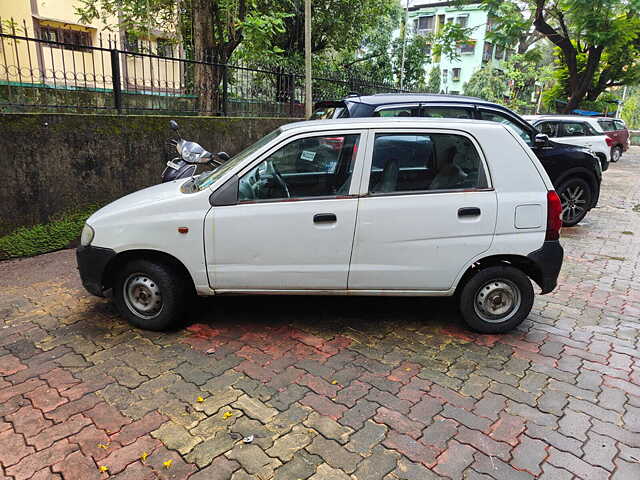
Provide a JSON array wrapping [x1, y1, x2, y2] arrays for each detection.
[[0, 113, 293, 235]]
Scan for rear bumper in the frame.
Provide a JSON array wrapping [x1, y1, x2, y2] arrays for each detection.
[[76, 246, 116, 297], [527, 240, 564, 294]]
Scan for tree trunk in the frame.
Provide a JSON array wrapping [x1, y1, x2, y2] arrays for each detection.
[[193, 0, 219, 114]]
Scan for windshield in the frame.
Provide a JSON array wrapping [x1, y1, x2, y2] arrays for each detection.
[[194, 129, 281, 190]]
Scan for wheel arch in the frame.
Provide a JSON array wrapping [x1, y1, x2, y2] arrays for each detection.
[[454, 254, 544, 296], [102, 249, 196, 294]]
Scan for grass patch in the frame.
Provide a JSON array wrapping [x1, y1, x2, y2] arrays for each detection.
[[622, 231, 634, 235], [0, 205, 100, 260], [633, 204, 640, 213]]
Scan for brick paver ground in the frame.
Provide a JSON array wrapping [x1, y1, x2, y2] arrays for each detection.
[[1, 148, 640, 479]]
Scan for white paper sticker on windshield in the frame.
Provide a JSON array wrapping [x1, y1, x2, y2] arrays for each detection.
[[300, 150, 316, 162]]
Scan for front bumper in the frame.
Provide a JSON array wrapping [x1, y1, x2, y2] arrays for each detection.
[[527, 240, 564, 294], [76, 245, 116, 297]]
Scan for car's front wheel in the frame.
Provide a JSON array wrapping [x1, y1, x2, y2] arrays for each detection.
[[596, 153, 609, 172], [459, 266, 534, 333], [557, 178, 592, 227], [611, 145, 622, 162], [113, 259, 187, 331]]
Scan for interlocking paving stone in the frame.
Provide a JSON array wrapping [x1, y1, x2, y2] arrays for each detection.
[[2, 151, 640, 478]]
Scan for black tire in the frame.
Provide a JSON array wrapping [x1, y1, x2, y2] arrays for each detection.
[[459, 266, 534, 334], [557, 177, 592, 227], [596, 153, 609, 172], [611, 145, 622, 163], [113, 259, 187, 331]]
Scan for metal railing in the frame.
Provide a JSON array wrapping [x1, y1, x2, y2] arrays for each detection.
[[0, 21, 417, 117]]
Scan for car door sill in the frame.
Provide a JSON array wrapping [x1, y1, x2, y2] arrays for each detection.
[[213, 288, 454, 297]]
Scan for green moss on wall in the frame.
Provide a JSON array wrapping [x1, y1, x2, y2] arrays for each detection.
[[0, 205, 99, 260]]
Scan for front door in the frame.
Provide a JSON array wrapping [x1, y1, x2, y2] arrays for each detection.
[[348, 130, 497, 291], [206, 131, 365, 291]]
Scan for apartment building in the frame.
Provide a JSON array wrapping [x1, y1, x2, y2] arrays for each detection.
[[1, 0, 180, 92], [408, 1, 515, 94]]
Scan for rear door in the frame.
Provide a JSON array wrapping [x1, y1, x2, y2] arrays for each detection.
[[348, 129, 497, 291], [558, 121, 594, 149]]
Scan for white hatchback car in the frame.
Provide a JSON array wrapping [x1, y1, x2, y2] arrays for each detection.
[[77, 118, 563, 334], [524, 115, 612, 171]]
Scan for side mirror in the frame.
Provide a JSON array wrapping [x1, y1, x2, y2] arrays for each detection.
[[534, 133, 549, 147], [169, 120, 179, 131], [216, 152, 230, 162]]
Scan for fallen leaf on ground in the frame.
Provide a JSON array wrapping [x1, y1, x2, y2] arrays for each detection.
[[163, 459, 173, 469]]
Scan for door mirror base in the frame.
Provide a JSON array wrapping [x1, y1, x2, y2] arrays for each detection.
[[535, 133, 550, 148], [209, 176, 239, 207]]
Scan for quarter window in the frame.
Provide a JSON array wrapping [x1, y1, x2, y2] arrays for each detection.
[[598, 120, 614, 131], [614, 120, 625, 130], [368, 133, 488, 194], [238, 134, 360, 202]]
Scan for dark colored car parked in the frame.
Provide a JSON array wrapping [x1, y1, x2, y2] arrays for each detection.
[[313, 94, 602, 226], [597, 117, 630, 162]]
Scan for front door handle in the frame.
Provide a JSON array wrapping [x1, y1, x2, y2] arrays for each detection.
[[458, 207, 481, 217], [314, 213, 337, 223]]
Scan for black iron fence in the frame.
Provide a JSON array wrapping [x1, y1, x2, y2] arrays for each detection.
[[0, 21, 415, 117]]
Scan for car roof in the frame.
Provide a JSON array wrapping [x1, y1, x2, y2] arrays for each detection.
[[280, 117, 507, 132], [523, 115, 599, 123], [341, 93, 492, 107]]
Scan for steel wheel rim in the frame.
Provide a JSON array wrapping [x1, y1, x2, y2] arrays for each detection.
[[473, 278, 521, 323], [560, 184, 587, 224], [123, 273, 163, 319]]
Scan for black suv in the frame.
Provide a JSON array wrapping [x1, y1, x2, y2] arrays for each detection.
[[313, 94, 602, 226]]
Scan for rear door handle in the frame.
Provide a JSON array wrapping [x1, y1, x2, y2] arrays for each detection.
[[314, 213, 337, 223], [458, 207, 481, 217]]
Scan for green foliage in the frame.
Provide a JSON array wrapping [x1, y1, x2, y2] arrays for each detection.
[[622, 90, 640, 129], [428, 66, 441, 93], [503, 48, 552, 111], [426, 22, 476, 62], [0, 206, 98, 260], [463, 66, 507, 103]]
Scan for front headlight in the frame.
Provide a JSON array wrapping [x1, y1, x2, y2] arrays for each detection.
[[81, 224, 95, 246]]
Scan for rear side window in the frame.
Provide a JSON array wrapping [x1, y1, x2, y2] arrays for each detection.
[[421, 106, 473, 118], [374, 106, 420, 117], [561, 122, 588, 136], [368, 133, 488, 194]]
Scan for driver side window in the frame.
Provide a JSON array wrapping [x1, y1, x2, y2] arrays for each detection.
[[238, 134, 360, 202]]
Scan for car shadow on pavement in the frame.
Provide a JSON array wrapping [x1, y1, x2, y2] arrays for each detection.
[[186, 294, 466, 334]]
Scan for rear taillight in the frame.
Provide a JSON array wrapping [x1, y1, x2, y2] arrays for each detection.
[[546, 190, 562, 241], [605, 136, 614, 147]]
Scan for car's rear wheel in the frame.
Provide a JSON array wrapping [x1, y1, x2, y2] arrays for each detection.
[[459, 266, 534, 334], [611, 145, 622, 162], [557, 178, 592, 227], [114, 259, 187, 331]]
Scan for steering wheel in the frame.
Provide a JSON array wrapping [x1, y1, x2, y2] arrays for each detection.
[[263, 160, 290, 198]]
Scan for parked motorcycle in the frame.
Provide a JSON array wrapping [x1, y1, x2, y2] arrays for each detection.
[[162, 120, 230, 183]]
